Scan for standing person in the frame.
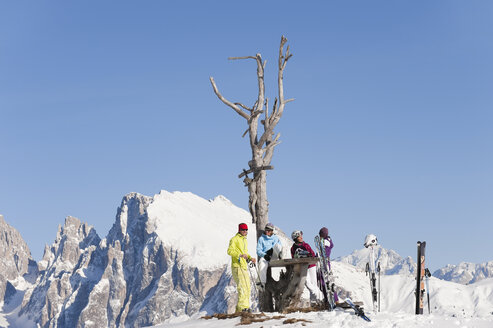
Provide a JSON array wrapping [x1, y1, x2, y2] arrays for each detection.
[[290, 230, 324, 304], [256, 223, 283, 284], [319, 227, 334, 271], [227, 223, 256, 313], [319, 227, 339, 303]]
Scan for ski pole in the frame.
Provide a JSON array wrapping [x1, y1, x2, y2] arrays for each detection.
[[240, 260, 257, 312], [377, 262, 381, 312], [252, 262, 265, 289], [425, 268, 431, 314], [247, 262, 260, 312]]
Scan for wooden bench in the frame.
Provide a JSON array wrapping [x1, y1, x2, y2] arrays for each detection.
[[260, 257, 319, 312]]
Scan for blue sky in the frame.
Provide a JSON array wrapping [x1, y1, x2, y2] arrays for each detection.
[[1, 1, 492, 270]]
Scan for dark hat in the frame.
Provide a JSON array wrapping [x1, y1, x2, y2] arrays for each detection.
[[319, 227, 329, 239]]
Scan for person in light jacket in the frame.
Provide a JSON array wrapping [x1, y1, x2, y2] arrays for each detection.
[[256, 222, 283, 284], [227, 223, 256, 312]]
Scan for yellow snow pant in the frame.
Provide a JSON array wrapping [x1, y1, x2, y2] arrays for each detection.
[[232, 266, 251, 312]]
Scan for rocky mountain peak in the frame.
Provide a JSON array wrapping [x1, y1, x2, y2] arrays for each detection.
[[42, 216, 101, 269], [0, 214, 33, 277], [0, 214, 36, 302], [108, 192, 153, 244]]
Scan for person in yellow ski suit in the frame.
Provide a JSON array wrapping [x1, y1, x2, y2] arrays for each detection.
[[227, 223, 256, 312]]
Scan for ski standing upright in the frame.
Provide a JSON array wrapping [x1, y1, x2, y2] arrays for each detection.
[[364, 234, 380, 312], [314, 235, 336, 310], [415, 241, 427, 314]]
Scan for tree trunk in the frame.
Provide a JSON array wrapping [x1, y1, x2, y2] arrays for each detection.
[[254, 170, 268, 240], [210, 36, 293, 241]]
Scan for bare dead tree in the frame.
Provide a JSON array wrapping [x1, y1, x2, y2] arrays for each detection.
[[210, 36, 293, 240]]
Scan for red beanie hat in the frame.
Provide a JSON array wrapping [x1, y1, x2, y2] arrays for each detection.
[[238, 223, 248, 231]]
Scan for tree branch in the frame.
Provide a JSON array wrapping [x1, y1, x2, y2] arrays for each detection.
[[210, 77, 250, 120], [263, 136, 281, 165], [229, 56, 257, 60], [248, 53, 266, 149], [257, 36, 293, 150], [262, 133, 281, 155], [235, 102, 253, 112]]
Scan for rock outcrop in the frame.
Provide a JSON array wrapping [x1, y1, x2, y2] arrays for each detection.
[[0, 214, 36, 302], [17, 191, 252, 327]]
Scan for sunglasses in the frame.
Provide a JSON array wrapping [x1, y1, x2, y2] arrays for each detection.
[[240, 229, 248, 231]]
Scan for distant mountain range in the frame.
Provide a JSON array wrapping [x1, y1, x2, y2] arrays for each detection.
[[1, 190, 492, 327], [1, 191, 253, 327], [335, 245, 416, 275], [433, 261, 493, 284]]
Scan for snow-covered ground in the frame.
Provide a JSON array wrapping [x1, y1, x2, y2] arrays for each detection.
[[151, 311, 493, 328], [152, 261, 493, 328]]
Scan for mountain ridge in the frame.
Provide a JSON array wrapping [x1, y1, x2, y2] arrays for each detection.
[[1, 190, 493, 327], [335, 245, 416, 275]]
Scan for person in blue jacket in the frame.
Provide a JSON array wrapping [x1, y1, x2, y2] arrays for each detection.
[[256, 223, 283, 284]]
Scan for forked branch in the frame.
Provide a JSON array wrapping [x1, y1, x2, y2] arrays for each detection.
[[209, 77, 250, 120]]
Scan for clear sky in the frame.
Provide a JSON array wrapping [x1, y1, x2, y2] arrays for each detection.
[[1, 1, 492, 271]]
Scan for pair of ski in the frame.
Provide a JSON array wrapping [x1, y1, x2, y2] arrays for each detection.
[[416, 241, 432, 314], [344, 298, 371, 322], [314, 236, 371, 322], [364, 234, 381, 313], [314, 235, 336, 310], [365, 256, 381, 313]]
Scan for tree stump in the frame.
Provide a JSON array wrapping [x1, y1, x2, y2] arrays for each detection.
[[260, 258, 319, 313]]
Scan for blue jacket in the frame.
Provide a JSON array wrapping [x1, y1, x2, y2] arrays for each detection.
[[257, 233, 281, 258]]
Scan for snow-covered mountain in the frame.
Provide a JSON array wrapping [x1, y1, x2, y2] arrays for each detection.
[[3, 191, 256, 327], [335, 245, 416, 275], [2, 190, 493, 328], [433, 261, 493, 285]]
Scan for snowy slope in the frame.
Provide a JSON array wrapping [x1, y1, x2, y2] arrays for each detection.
[[152, 311, 493, 328], [153, 263, 493, 328], [147, 191, 256, 270], [331, 262, 493, 317]]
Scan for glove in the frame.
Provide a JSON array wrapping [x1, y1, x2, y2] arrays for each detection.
[[266, 248, 274, 256], [264, 254, 271, 261]]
